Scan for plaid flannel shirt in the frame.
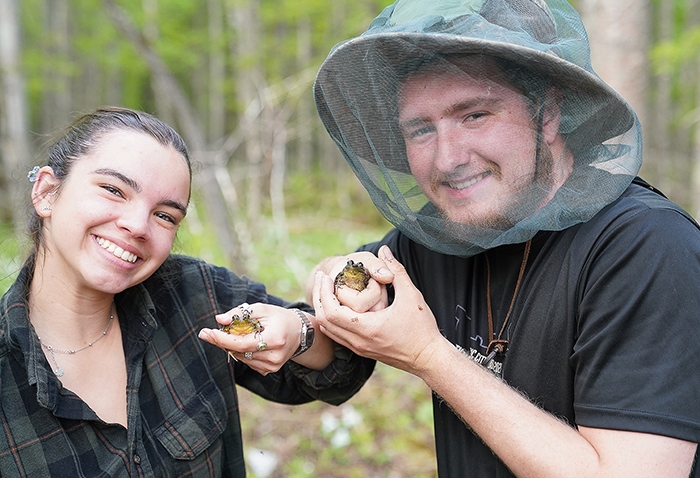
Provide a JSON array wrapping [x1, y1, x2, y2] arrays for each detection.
[[0, 255, 374, 477]]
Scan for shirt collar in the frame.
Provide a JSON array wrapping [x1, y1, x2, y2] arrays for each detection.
[[0, 261, 160, 416]]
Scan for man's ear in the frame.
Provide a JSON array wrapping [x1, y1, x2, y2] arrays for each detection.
[[541, 87, 563, 145], [31, 166, 58, 215]]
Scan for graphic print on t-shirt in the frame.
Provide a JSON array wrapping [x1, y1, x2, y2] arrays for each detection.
[[454, 304, 504, 377]]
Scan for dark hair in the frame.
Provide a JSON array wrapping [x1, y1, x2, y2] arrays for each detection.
[[27, 107, 192, 256], [442, 54, 551, 118]]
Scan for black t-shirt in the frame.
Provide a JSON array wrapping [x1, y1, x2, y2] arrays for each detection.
[[361, 182, 700, 477]]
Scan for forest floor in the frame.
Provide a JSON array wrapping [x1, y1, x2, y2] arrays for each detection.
[[239, 362, 437, 478]]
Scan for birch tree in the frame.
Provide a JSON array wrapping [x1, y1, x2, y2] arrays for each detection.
[[579, 0, 650, 132], [0, 0, 31, 227], [101, 0, 246, 271]]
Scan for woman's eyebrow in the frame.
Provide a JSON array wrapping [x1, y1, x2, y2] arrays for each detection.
[[93, 168, 141, 193], [93, 167, 187, 216], [162, 199, 188, 216]]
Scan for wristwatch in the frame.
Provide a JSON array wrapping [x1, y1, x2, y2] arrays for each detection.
[[290, 309, 315, 358]]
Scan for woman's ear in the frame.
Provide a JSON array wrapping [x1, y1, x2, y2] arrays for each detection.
[[541, 86, 563, 145], [31, 166, 58, 216]]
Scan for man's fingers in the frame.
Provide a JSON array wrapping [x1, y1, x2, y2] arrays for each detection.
[[328, 252, 394, 286], [317, 271, 342, 315], [312, 272, 362, 344], [378, 246, 409, 286]]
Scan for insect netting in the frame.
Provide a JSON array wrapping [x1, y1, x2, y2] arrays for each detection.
[[314, 0, 641, 257]]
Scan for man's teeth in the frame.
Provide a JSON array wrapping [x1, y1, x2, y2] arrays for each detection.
[[96, 237, 138, 263], [447, 172, 490, 190]]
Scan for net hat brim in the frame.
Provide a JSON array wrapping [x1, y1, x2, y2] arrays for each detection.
[[315, 32, 636, 174]]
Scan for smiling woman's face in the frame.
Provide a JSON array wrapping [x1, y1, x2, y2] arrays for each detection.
[[39, 129, 191, 295]]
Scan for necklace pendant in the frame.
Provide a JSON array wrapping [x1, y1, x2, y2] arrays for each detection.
[[486, 339, 509, 357], [55, 368, 64, 377]]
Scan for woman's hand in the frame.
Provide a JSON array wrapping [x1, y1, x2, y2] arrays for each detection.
[[198, 303, 335, 374]]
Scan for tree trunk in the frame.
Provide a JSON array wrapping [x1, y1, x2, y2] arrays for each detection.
[[100, 0, 245, 272], [579, 0, 650, 129], [646, 0, 674, 194], [270, 108, 290, 245], [689, 0, 700, 216], [40, 0, 71, 133], [142, 0, 176, 125], [295, 16, 313, 172], [329, 1, 353, 211], [227, 0, 265, 224], [208, 0, 226, 144], [0, 0, 31, 227]]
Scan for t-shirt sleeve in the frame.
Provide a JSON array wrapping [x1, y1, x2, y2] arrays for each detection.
[[572, 205, 700, 443], [356, 228, 401, 255]]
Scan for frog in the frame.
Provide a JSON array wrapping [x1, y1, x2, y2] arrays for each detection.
[[219, 308, 264, 361], [220, 313, 264, 336], [334, 259, 371, 293]]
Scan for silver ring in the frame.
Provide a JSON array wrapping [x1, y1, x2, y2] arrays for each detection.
[[244, 352, 253, 360], [256, 341, 267, 351]]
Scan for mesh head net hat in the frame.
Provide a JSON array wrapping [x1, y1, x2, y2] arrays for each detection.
[[314, 0, 642, 257]]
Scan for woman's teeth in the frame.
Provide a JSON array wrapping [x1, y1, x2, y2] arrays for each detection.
[[96, 237, 138, 263]]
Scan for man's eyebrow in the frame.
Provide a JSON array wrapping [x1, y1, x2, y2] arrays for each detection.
[[92, 167, 188, 216], [399, 117, 431, 130], [446, 97, 501, 116], [399, 97, 502, 129], [93, 168, 141, 193]]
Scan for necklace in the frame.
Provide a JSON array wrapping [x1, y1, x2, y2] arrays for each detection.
[[483, 239, 532, 365], [38, 304, 115, 377]]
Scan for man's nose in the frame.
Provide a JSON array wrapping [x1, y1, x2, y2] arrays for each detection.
[[434, 125, 469, 173]]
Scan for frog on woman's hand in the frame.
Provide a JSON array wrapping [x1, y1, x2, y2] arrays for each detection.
[[219, 305, 264, 362], [220, 313, 264, 336]]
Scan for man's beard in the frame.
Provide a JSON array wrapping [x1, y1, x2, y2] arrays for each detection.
[[434, 145, 557, 230]]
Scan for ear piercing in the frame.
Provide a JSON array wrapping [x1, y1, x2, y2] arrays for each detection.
[[42, 206, 52, 211]]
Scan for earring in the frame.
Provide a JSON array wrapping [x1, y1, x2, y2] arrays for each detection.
[[41, 206, 51, 211]]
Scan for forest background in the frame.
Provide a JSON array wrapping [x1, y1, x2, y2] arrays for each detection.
[[1, 0, 699, 477]]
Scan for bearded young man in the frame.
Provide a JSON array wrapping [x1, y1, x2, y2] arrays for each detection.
[[308, 0, 700, 476]]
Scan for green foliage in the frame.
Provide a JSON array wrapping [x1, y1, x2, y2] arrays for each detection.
[[17, 0, 392, 140], [174, 168, 391, 301], [647, 1, 700, 140], [0, 225, 25, 296], [650, 26, 700, 75]]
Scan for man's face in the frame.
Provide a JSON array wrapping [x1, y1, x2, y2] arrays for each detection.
[[398, 56, 563, 229]]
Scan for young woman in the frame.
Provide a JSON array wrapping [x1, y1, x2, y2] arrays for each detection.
[[0, 107, 373, 477]]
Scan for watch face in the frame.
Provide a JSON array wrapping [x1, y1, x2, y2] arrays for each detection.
[[302, 321, 315, 347], [300, 323, 308, 347]]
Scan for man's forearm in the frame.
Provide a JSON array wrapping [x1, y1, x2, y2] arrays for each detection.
[[416, 338, 697, 478]]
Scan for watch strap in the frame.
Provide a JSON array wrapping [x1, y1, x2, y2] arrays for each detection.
[[290, 309, 315, 359]]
